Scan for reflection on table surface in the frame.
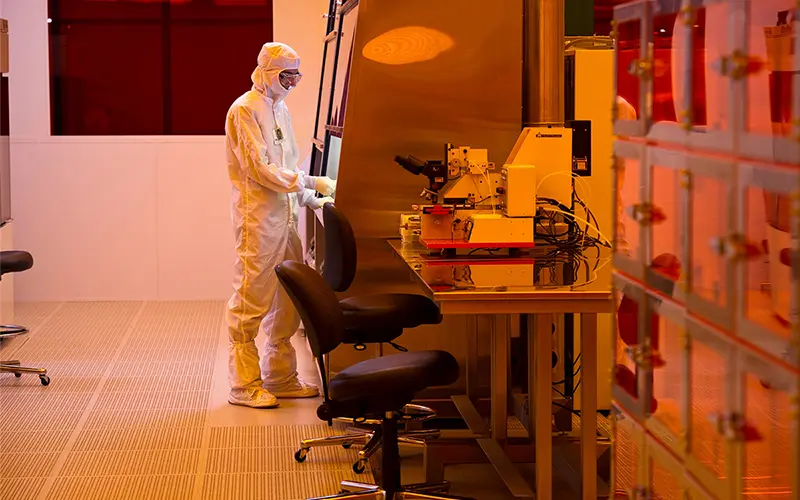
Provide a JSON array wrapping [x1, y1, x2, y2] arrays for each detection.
[[388, 239, 612, 297]]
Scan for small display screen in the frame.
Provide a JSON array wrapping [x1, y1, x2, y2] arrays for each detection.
[[324, 135, 342, 180]]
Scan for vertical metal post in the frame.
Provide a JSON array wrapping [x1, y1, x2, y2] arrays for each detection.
[[580, 313, 598, 500], [523, 0, 566, 127], [535, 313, 554, 500], [491, 315, 510, 443]]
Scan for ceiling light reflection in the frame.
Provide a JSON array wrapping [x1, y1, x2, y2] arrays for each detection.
[[363, 26, 454, 65]]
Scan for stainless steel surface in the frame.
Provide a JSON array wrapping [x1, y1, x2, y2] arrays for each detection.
[[0, 363, 47, 375], [476, 438, 536, 498], [329, 0, 523, 374], [451, 395, 489, 436], [491, 315, 510, 442], [524, 0, 565, 125], [299, 433, 372, 451], [0, 324, 29, 338], [391, 243, 610, 499], [396, 493, 474, 500], [0, 321, 48, 380], [534, 313, 554, 500], [313, 490, 385, 500], [389, 240, 613, 311], [579, 313, 598, 500], [465, 317, 480, 400], [335, 480, 461, 499]]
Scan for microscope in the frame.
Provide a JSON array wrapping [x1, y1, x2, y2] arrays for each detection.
[[395, 143, 539, 253]]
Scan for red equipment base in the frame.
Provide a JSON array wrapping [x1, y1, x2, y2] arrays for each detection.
[[420, 239, 536, 250]]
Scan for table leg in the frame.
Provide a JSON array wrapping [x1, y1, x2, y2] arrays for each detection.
[[491, 315, 509, 443], [466, 316, 480, 401], [535, 313, 553, 500], [580, 313, 598, 500]]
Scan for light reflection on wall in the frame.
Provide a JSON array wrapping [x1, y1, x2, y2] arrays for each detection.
[[362, 26, 454, 65], [84, 0, 269, 4]]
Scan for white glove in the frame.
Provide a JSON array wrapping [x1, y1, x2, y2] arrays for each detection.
[[309, 196, 334, 210], [309, 176, 337, 196]]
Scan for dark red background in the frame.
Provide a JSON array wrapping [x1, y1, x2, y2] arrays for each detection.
[[48, 0, 274, 135]]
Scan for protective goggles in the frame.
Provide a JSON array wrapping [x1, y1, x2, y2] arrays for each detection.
[[279, 70, 303, 89]]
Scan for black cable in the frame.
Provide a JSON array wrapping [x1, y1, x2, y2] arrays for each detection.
[[553, 402, 581, 417], [467, 247, 501, 255]]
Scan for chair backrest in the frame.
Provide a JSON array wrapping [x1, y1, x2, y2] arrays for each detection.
[[276, 260, 345, 358], [321, 203, 358, 292], [275, 260, 346, 402]]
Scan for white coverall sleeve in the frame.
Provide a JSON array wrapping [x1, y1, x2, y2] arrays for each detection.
[[296, 188, 319, 208], [230, 105, 309, 193]]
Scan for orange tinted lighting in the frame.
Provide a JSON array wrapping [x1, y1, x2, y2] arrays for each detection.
[[363, 27, 454, 65]]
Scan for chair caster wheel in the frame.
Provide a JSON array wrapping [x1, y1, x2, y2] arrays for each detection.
[[342, 442, 352, 449], [294, 448, 309, 463], [352, 459, 366, 474], [14, 372, 21, 378], [40, 375, 50, 386]]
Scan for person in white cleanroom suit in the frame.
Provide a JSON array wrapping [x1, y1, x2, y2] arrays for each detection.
[[225, 42, 336, 409]]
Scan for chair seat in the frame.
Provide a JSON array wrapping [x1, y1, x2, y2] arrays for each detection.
[[329, 350, 458, 411], [340, 294, 442, 331], [0, 251, 33, 276]]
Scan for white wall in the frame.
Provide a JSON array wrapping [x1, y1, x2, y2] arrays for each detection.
[[5, 0, 328, 301]]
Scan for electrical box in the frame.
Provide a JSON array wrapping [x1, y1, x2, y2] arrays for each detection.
[[500, 164, 536, 217], [504, 126, 573, 206]]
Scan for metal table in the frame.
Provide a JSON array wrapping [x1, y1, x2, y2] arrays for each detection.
[[389, 240, 613, 500]]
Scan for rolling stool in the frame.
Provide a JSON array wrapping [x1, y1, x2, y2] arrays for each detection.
[[276, 261, 471, 500], [295, 203, 443, 473], [0, 250, 50, 385]]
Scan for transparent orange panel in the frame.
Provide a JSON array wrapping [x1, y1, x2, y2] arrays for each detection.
[[689, 337, 727, 479], [616, 154, 643, 260], [650, 165, 684, 294], [691, 5, 731, 131], [616, 288, 641, 408], [650, 310, 684, 438], [616, 19, 642, 121], [744, 0, 795, 139], [742, 372, 792, 499], [613, 417, 639, 499], [743, 185, 791, 341], [652, 13, 679, 126], [690, 174, 730, 309], [652, 456, 682, 500]]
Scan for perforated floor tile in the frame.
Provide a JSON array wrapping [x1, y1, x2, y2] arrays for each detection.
[[200, 471, 363, 500], [4, 301, 373, 500], [208, 424, 342, 449], [205, 446, 362, 474], [0, 478, 47, 500], [82, 409, 209, 430], [93, 391, 210, 411], [0, 452, 60, 478], [0, 430, 72, 453], [71, 427, 204, 452], [60, 449, 201, 476], [46, 475, 196, 500]]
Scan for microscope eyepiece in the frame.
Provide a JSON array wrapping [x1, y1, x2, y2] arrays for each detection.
[[394, 155, 426, 175]]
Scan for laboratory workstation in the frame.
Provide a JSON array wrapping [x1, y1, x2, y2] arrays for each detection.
[[0, 0, 797, 499]]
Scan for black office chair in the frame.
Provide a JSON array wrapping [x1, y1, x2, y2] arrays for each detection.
[[322, 202, 442, 352], [276, 261, 470, 500], [0, 251, 50, 385], [294, 204, 444, 472]]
